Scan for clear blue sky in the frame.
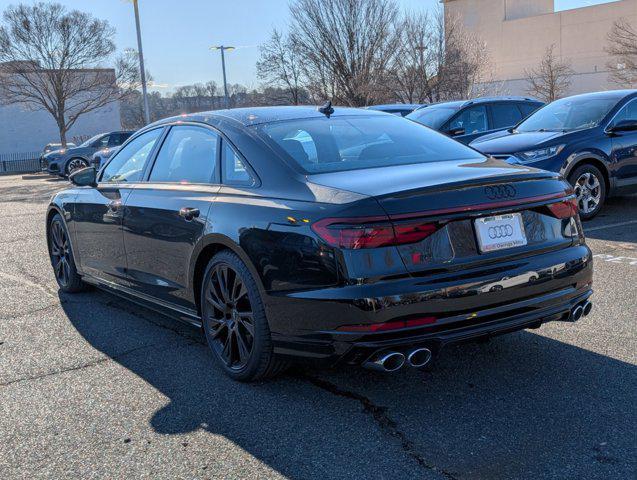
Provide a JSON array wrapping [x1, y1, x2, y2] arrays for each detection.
[[0, 0, 620, 94]]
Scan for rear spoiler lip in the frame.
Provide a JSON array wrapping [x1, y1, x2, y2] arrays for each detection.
[[389, 191, 574, 220]]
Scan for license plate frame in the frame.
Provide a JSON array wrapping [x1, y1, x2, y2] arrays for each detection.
[[474, 213, 528, 253]]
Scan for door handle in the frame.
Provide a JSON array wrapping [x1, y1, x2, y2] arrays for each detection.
[[107, 200, 122, 213], [179, 207, 200, 221]]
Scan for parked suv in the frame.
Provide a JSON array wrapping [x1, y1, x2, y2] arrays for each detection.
[[406, 97, 543, 144], [470, 90, 637, 219], [41, 131, 134, 176]]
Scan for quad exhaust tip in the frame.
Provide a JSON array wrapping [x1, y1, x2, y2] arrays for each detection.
[[364, 351, 405, 373], [363, 348, 433, 372], [582, 300, 593, 316], [570, 300, 593, 322], [407, 348, 433, 368]]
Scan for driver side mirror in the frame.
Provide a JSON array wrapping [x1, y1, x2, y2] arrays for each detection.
[[446, 127, 466, 137], [608, 119, 637, 133], [69, 166, 97, 187]]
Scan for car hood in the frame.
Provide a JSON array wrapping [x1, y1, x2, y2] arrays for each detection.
[[44, 146, 93, 159], [307, 157, 556, 198], [470, 130, 567, 155]]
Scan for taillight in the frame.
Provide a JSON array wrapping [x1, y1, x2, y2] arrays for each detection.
[[312, 217, 442, 249], [336, 316, 437, 332], [547, 198, 578, 219]]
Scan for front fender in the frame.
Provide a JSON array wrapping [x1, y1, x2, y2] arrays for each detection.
[[560, 150, 613, 188]]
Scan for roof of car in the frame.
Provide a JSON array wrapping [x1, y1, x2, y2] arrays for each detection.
[[152, 105, 388, 128], [366, 104, 424, 110], [557, 89, 637, 101], [416, 96, 542, 111]]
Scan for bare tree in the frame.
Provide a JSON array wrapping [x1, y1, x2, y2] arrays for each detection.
[[384, 9, 492, 104], [442, 13, 494, 100], [289, 0, 400, 106], [524, 44, 574, 102], [0, 2, 138, 146], [257, 29, 304, 104], [607, 18, 637, 87]]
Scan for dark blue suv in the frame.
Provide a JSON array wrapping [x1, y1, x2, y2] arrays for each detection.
[[406, 97, 543, 144], [471, 90, 637, 219]]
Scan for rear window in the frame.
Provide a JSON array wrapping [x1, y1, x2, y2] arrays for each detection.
[[257, 115, 482, 174]]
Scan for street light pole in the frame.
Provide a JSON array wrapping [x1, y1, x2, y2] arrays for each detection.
[[132, 0, 150, 124], [210, 45, 235, 109]]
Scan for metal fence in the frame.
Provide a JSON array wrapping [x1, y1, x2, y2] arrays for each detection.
[[0, 151, 41, 175]]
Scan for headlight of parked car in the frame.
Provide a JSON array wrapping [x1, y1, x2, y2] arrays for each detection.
[[516, 145, 565, 162]]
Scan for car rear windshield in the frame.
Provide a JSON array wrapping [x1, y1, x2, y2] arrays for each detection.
[[257, 115, 482, 174]]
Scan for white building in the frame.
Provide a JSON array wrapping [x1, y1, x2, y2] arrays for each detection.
[[443, 0, 637, 96], [0, 66, 122, 156]]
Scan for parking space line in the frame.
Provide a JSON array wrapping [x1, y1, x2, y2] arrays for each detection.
[[585, 220, 637, 232]]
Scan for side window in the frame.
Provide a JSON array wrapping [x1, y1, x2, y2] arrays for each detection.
[[491, 103, 524, 129], [149, 126, 218, 184], [612, 99, 637, 125], [448, 105, 488, 135], [101, 128, 162, 183], [519, 103, 541, 117], [222, 140, 253, 185], [94, 135, 110, 149], [109, 133, 129, 147]]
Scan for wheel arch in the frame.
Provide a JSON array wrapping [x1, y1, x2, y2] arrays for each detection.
[[45, 206, 63, 254], [561, 153, 611, 193], [64, 156, 90, 174], [189, 234, 265, 316]]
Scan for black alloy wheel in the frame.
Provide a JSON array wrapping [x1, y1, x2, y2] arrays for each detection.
[[201, 251, 287, 381], [66, 158, 89, 175], [48, 214, 85, 292]]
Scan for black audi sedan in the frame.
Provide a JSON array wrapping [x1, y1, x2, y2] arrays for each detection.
[[47, 106, 593, 381]]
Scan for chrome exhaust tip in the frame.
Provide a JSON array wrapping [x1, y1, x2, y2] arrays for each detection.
[[363, 351, 405, 373], [571, 305, 584, 322], [582, 301, 593, 316], [407, 348, 432, 368]]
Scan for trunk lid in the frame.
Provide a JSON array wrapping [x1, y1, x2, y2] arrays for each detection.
[[309, 158, 579, 276]]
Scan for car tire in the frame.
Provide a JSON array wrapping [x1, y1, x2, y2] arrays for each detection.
[[65, 158, 89, 176], [48, 213, 87, 293], [568, 164, 606, 221], [201, 250, 288, 382]]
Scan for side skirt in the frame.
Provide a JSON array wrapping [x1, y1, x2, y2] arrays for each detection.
[[81, 274, 203, 329]]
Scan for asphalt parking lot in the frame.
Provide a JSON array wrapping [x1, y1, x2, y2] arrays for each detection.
[[0, 174, 635, 480]]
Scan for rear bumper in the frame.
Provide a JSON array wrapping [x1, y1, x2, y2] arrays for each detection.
[[266, 244, 593, 364]]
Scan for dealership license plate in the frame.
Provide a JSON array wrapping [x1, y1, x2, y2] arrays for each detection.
[[475, 213, 527, 253]]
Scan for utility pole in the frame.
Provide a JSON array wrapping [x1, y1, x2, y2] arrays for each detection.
[[210, 45, 235, 109], [132, 0, 150, 124]]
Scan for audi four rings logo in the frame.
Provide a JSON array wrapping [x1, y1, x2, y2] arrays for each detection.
[[488, 225, 514, 239], [485, 185, 516, 199]]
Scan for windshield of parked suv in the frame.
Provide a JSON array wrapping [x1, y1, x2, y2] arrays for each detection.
[[517, 96, 619, 132], [257, 115, 483, 174], [406, 106, 457, 129]]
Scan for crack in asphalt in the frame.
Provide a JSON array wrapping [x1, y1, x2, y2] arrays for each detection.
[[0, 343, 164, 388], [1, 302, 59, 320], [297, 372, 459, 480]]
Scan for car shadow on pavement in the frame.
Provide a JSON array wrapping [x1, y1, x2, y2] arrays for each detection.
[[59, 291, 637, 479], [583, 194, 637, 243]]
